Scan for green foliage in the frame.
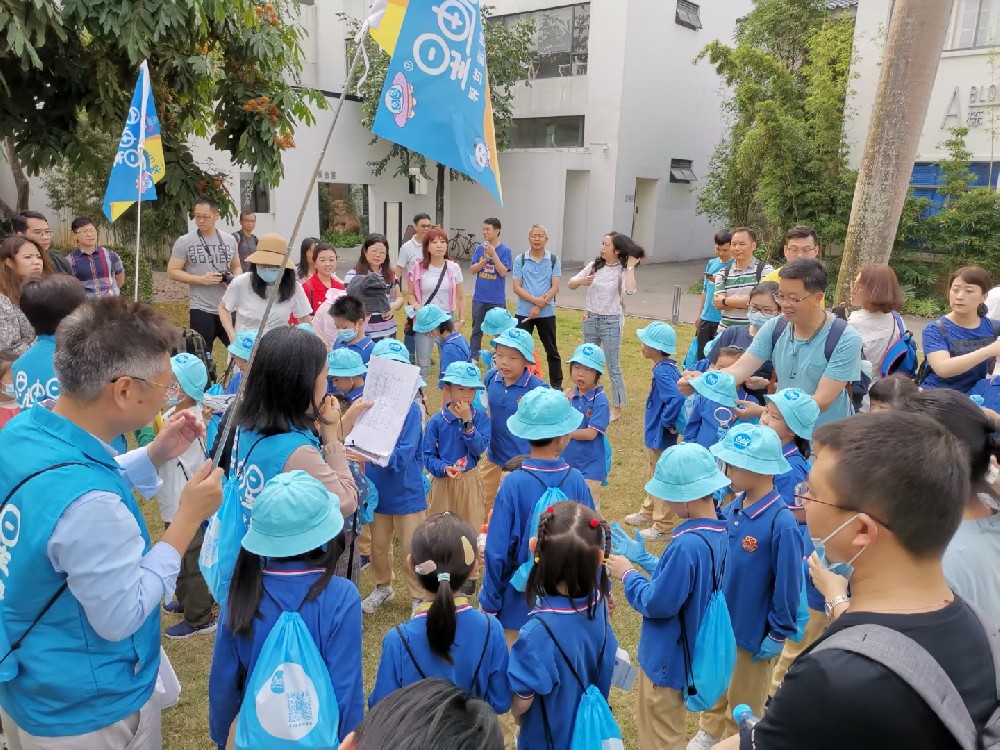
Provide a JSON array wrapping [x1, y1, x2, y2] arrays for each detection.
[[321, 230, 365, 249], [116, 245, 155, 302], [903, 295, 948, 317]]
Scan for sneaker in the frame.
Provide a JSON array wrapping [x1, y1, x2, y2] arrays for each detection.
[[359, 555, 371, 572], [639, 527, 670, 541], [161, 599, 183, 615], [362, 585, 395, 614], [624, 512, 651, 526], [686, 730, 720, 750], [164, 614, 217, 640]]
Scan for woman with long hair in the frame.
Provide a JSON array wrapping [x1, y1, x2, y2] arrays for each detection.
[[0, 236, 50, 354], [344, 234, 404, 340], [406, 227, 466, 378], [297, 236, 320, 279]]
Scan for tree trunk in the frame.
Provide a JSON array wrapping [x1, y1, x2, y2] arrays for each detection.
[[833, 0, 952, 305], [435, 162, 445, 228], [0, 138, 31, 219]]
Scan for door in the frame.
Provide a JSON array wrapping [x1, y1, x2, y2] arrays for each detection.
[[631, 178, 659, 252], [561, 170, 591, 263]]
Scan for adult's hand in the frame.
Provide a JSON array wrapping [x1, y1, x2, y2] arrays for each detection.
[[745, 375, 770, 391], [201, 271, 224, 286], [734, 399, 766, 420], [626, 256, 640, 271], [529, 305, 540, 319], [712, 293, 726, 311], [676, 376, 695, 397], [147, 410, 205, 467], [162, 460, 224, 556]]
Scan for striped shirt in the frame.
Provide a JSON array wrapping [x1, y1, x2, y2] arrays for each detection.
[[67, 246, 124, 299], [714, 258, 773, 328]]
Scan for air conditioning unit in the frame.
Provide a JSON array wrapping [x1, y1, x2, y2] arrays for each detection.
[[408, 167, 428, 195]]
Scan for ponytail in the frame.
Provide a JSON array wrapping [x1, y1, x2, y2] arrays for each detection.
[[426, 572, 458, 664], [227, 548, 265, 638]]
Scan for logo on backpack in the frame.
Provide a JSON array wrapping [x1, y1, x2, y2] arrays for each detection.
[[256, 662, 320, 737]]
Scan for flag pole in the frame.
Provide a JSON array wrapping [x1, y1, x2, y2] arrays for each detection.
[[133, 161, 143, 302], [133, 61, 151, 302]]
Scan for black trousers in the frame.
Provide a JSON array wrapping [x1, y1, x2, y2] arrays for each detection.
[[516, 315, 562, 388], [695, 318, 720, 361], [189, 308, 231, 353]]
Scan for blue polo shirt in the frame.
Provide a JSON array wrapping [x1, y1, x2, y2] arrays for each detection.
[[969, 376, 1000, 411], [720, 489, 804, 652], [512, 251, 561, 318], [12, 334, 57, 408], [508, 598, 616, 750], [682, 387, 749, 449], [472, 242, 512, 305], [334, 334, 375, 365], [700, 257, 733, 324], [774, 443, 810, 508], [645, 359, 684, 451], [423, 405, 490, 477], [484, 367, 547, 465], [921, 317, 999, 394], [622, 519, 728, 688], [367, 401, 426, 515], [438, 331, 473, 388], [561, 385, 610, 482], [798, 527, 825, 612]]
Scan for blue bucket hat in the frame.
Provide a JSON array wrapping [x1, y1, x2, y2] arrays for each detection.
[[568, 343, 605, 374], [507, 387, 583, 440], [441, 361, 486, 389], [413, 303, 452, 334], [710, 423, 791, 476], [765, 388, 820, 440], [482, 308, 518, 336], [646, 443, 730, 503], [691, 370, 739, 408], [296, 322, 317, 336], [327, 348, 367, 378], [637, 321, 677, 355], [371, 338, 410, 364], [170, 353, 208, 404], [491, 326, 535, 361], [227, 329, 257, 360], [242, 471, 345, 558]]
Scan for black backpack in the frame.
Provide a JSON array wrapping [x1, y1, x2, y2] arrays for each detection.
[[173, 328, 217, 384]]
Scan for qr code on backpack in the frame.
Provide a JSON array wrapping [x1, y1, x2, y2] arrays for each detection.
[[287, 691, 314, 726]]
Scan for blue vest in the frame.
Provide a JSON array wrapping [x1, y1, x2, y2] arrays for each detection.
[[233, 426, 317, 524], [12, 335, 57, 408], [0, 407, 160, 736]]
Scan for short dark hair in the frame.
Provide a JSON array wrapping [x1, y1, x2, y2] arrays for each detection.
[[867, 373, 917, 409], [331, 294, 366, 323], [527, 437, 555, 448], [501, 454, 528, 473], [785, 226, 819, 245], [194, 196, 218, 212], [70, 217, 94, 233], [484, 217, 501, 231], [717, 346, 745, 361], [949, 265, 992, 296], [812, 412, 969, 558], [413, 212, 431, 226], [714, 229, 733, 246], [778, 258, 828, 293], [19, 276, 86, 335], [239, 209, 255, 220], [749, 280, 779, 299], [11, 211, 47, 234], [436, 318, 456, 334], [731, 227, 758, 243]]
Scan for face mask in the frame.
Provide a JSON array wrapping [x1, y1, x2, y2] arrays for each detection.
[[811, 513, 867, 580], [2, 384, 14, 400], [163, 393, 181, 409], [257, 268, 281, 284], [338, 327, 357, 342], [747, 311, 777, 330]]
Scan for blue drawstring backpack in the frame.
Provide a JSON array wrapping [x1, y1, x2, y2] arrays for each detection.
[[480, 348, 493, 370], [679, 533, 736, 712], [421, 471, 431, 497], [675, 393, 696, 435], [601, 434, 612, 487], [509, 469, 570, 592], [770, 505, 809, 642], [682, 337, 700, 370], [235, 591, 339, 750], [348, 461, 379, 526]]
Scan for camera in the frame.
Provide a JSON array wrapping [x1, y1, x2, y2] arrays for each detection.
[[221, 271, 234, 285]]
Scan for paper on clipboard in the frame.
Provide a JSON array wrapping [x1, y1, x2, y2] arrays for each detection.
[[345, 356, 421, 466]]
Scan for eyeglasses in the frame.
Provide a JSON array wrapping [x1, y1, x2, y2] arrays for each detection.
[[27, 229, 53, 237], [748, 304, 779, 315], [793, 482, 893, 529], [787, 246, 816, 254], [110, 375, 181, 399], [773, 292, 815, 305], [193, 214, 215, 221]]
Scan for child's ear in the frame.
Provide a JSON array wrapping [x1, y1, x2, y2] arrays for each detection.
[[528, 536, 538, 554]]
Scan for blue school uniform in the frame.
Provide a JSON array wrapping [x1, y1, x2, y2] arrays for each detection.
[[645, 359, 684, 451], [508, 597, 617, 750], [208, 562, 364, 746], [774, 443, 810, 507], [334, 334, 375, 365], [479, 459, 594, 630], [561, 385, 610, 482], [12, 334, 57, 408], [438, 331, 473, 388], [682, 387, 748, 449], [369, 598, 511, 712], [423, 404, 490, 477], [968, 376, 1000, 412], [224, 370, 242, 396], [622, 519, 728, 688], [484, 367, 546, 466], [797, 526, 825, 613], [720, 489, 804, 653], [329, 380, 366, 403], [367, 401, 426, 514]]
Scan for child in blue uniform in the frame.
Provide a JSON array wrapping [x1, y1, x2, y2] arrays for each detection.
[[479, 388, 594, 637], [414, 303, 473, 389], [690, 424, 804, 748], [608, 443, 730, 750], [625, 321, 685, 541], [370, 513, 511, 712], [478, 307, 518, 369], [683, 348, 748, 449], [208, 471, 363, 746], [562, 343, 611, 509], [327, 348, 367, 402], [508, 501, 618, 750], [331, 294, 375, 364]]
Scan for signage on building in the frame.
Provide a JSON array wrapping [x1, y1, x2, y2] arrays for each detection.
[[941, 85, 1000, 130]]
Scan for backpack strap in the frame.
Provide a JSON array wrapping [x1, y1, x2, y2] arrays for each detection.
[[770, 317, 789, 349], [677, 532, 722, 700], [937, 318, 951, 355], [394, 625, 428, 680], [535, 617, 586, 691], [822, 316, 849, 361], [520, 468, 572, 491], [468, 615, 492, 693], [755, 261, 766, 283]]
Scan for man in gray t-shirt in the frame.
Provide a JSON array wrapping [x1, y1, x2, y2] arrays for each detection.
[[167, 197, 242, 351]]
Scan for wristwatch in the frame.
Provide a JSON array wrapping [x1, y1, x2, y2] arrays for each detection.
[[825, 594, 850, 618], [462, 419, 475, 432]]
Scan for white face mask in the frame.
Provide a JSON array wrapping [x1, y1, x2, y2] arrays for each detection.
[[2, 383, 14, 400], [338, 327, 357, 342], [811, 513, 868, 580]]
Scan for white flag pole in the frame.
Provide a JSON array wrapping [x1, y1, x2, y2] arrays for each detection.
[[133, 61, 151, 302]]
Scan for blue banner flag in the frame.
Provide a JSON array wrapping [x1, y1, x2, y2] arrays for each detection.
[[103, 61, 165, 221], [372, 0, 503, 205]]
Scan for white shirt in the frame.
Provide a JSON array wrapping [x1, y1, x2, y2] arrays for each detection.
[[419, 261, 464, 313], [154, 406, 208, 523], [987, 287, 1000, 319], [397, 238, 423, 284], [572, 262, 626, 316], [221, 273, 311, 333], [847, 309, 897, 376]]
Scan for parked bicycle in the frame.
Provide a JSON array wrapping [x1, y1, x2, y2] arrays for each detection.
[[448, 227, 477, 261]]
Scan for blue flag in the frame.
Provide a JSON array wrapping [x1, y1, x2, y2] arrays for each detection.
[[372, 0, 503, 204]]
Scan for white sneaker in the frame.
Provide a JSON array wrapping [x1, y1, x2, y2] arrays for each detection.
[[362, 585, 395, 614], [624, 512, 651, 526], [639, 527, 670, 541], [686, 729, 721, 750]]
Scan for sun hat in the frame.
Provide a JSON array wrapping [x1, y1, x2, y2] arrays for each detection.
[[327, 348, 367, 378], [636, 321, 677, 355], [490, 326, 535, 361], [441, 361, 486, 389], [507, 387, 583, 440], [764, 388, 820, 440], [691, 370, 739, 408], [170, 353, 208, 404], [371, 338, 410, 364], [296, 322, 317, 337], [246, 233, 295, 269], [710, 423, 792, 476], [568, 343, 606, 374], [227, 329, 257, 361], [413, 304, 452, 334], [646, 443, 730, 503], [242, 471, 345, 558], [482, 308, 518, 336]]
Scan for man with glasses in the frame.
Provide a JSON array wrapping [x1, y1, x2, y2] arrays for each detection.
[[66, 217, 125, 299], [396, 213, 432, 362], [12, 210, 72, 275], [167, 196, 242, 351], [512, 225, 563, 389], [763, 226, 821, 284], [713, 227, 774, 331]]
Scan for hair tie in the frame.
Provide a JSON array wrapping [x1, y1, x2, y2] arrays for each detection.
[[533, 555, 540, 563], [437, 572, 451, 583], [589, 518, 599, 528], [414, 560, 438, 576]]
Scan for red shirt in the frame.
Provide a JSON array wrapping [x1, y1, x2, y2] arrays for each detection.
[[298, 273, 346, 318]]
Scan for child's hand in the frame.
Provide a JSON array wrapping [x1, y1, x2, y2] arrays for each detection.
[[677, 377, 695, 397], [445, 464, 460, 478], [605, 554, 634, 582], [451, 399, 473, 421]]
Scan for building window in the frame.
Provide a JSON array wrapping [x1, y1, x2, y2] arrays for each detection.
[[676, 0, 703, 30], [952, 0, 1000, 49], [669, 159, 698, 183], [497, 4, 590, 80], [240, 172, 271, 214], [910, 161, 997, 215], [510, 116, 585, 148]]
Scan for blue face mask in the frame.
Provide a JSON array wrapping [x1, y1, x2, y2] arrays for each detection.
[[747, 311, 777, 330], [257, 267, 281, 284], [2, 383, 14, 400], [338, 327, 357, 342], [163, 393, 181, 408], [811, 513, 867, 580]]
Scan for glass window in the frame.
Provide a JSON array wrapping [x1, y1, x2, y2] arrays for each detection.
[[676, 0, 703, 31], [952, 0, 1000, 48], [510, 116, 585, 148], [669, 159, 698, 183], [501, 4, 590, 79]]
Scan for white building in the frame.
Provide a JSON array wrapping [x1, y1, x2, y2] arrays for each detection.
[[2, 0, 752, 264]]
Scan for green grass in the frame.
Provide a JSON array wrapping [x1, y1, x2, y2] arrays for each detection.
[[150, 302, 697, 748]]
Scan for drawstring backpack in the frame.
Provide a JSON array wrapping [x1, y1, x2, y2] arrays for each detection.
[[394, 615, 493, 697], [678, 533, 737, 711], [769, 505, 809, 642], [348, 461, 379, 526], [235, 589, 339, 750], [601, 435, 612, 487], [509, 469, 571, 592]]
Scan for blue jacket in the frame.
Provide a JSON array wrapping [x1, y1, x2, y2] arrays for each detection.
[[438, 332, 473, 388], [334, 335, 375, 365], [622, 519, 728, 688], [0, 407, 160, 736], [968, 376, 1000, 413], [479, 459, 594, 630], [208, 562, 364, 745], [484, 367, 546, 465], [774, 443, 810, 508], [423, 405, 490, 477], [368, 401, 426, 515], [720, 490, 804, 652], [682, 387, 749, 449], [561, 386, 609, 482], [12, 334, 57, 408], [370, 599, 511, 712], [645, 359, 684, 450], [233, 426, 316, 525]]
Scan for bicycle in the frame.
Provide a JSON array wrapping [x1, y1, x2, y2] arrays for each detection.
[[448, 227, 478, 261]]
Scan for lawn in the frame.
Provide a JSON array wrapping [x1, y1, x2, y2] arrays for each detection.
[[150, 301, 698, 749]]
